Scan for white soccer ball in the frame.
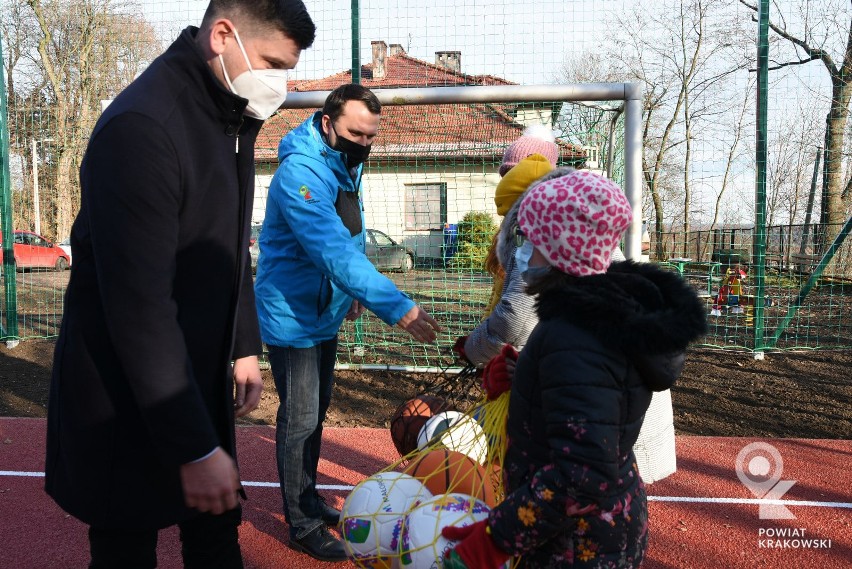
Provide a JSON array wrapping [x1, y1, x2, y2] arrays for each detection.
[[398, 493, 491, 569], [341, 472, 434, 569], [416, 411, 489, 465]]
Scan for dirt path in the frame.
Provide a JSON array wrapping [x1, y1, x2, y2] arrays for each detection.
[[1, 340, 849, 439]]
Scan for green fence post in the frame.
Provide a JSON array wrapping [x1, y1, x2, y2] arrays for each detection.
[[351, 0, 361, 84], [768, 217, 852, 349], [799, 147, 821, 259], [350, 0, 361, 352], [752, 0, 770, 357], [0, 35, 19, 344]]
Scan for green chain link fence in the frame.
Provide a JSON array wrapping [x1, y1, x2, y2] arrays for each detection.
[[1, 0, 851, 362]]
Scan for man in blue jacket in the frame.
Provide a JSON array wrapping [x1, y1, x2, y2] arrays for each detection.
[[255, 83, 440, 561]]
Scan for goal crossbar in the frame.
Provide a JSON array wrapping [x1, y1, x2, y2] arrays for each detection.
[[282, 83, 645, 259]]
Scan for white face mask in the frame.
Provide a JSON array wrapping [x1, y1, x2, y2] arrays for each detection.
[[219, 29, 288, 120], [515, 240, 551, 286], [514, 241, 535, 275]]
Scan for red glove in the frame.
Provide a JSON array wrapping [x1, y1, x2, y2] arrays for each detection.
[[481, 344, 518, 400], [453, 335, 471, 364], [442, 520, 511, 569]]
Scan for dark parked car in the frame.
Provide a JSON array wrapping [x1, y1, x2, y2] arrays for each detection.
[[250, 228, 415, 274], [366, 229, 415, 273]]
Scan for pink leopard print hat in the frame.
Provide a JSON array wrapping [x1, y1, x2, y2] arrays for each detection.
[[518, 170, 633, 276]]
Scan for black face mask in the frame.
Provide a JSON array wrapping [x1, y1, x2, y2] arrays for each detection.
[[330, 123, 372, 168]]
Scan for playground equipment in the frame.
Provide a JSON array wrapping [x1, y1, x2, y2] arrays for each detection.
[[710, 264, 773, 320], [710, 266, 749, 316]]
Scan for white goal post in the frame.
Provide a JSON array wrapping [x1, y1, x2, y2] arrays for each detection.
[[282, 83, 645, 260]]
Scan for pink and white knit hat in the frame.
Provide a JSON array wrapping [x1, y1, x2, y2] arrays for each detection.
[[518, 170, 632, 276], [499, 124, 559, 177]]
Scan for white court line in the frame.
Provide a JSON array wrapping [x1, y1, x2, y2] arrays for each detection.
[[647, 496, 852, 508], [242, 482, 354, 491], [3, 471, 851, 509], [0, 471, 346, 491]]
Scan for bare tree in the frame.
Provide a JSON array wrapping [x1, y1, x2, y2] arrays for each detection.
[[764, 104, 823, 228], [702, 76, 755, 260], [607, 0, 748, 260], [3, 0, 161, 240], [556, 52, 626, 176], [1, 1, 40, 231], [680, 0, 754, 256], [1, 1, 36, 123], [739, 0, 852, 249]]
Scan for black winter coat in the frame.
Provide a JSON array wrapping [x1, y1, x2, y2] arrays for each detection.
[[489, 261, 707, 568], [45, 27, 263, 529]]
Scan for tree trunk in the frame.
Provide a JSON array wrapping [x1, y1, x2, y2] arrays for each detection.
[[820, 78, 851, 244], [647, 173, 667, 260], [53, 148, 76, 241]]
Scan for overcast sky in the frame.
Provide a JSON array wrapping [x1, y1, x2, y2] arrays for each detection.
[[96, 1, 852, 222], [142, 0, 612, 84]]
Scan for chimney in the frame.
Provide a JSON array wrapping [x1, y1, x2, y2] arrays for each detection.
[[389, 43, 406, 57], [435, 50, 461, 73], [371, 40, 387, 79]]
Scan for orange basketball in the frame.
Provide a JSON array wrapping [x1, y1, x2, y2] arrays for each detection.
[[402, 449, 496, 507], [389, 395, 454, 457]]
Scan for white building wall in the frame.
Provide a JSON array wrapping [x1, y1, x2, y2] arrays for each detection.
[[254, 174, 272, 223], [253, 168, 501, 261], [363, 169, 499, 260]]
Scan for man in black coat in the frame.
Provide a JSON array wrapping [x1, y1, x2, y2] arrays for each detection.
[[44, 2, 315, 567]]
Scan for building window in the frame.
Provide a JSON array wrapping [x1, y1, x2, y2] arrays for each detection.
[[405, 183, 447, 230]]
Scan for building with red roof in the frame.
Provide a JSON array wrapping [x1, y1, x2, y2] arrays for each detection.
[[253, 42, 585, 263]]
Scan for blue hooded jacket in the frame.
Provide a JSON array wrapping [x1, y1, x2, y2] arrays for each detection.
[[255, 111, 415, 348]]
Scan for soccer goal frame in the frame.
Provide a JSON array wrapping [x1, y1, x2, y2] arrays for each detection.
[[282, 83, 645, 259]]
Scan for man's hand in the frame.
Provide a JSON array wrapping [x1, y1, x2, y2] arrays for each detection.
[[345, 299, 366, 321], [233, 355, 262, 417], [179, 447, 241, 515], [396, 305, 441, 343]]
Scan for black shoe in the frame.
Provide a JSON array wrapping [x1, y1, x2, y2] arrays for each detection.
[[317, 494, 341, 526], [289, 526, 348, 562]]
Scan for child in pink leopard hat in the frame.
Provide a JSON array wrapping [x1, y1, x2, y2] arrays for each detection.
[[517, 169, 632, 277], [443, 169, 707, 569]]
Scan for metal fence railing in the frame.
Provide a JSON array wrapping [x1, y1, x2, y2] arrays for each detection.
[[650, 222, 852, 352]]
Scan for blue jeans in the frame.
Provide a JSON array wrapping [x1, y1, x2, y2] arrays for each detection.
[[268, 338, 338, 539]]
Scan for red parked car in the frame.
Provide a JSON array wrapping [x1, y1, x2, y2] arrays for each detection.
[[0, 230, 70, 271]]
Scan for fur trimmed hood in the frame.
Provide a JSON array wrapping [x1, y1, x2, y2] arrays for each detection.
[[532, 261, 708, 390]]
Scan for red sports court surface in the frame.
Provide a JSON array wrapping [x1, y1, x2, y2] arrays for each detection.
[[1, 418, 849, 568]]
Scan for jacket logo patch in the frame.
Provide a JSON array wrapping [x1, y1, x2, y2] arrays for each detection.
[[299, 185, 319, 204]]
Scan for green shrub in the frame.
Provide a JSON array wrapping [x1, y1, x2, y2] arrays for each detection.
[[449, 211, 498, 271]]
